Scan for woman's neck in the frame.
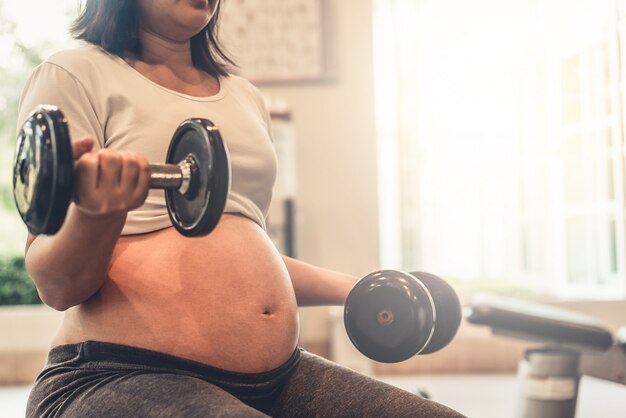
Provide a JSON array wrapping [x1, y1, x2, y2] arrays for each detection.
[[136, 28, 194, 68], [124, 27, 220, 96]]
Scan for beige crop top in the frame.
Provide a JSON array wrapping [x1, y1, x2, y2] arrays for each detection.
[[17, 44, 277, 234]]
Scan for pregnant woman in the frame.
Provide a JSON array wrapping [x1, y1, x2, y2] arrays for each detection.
[[19, 1, 464, 416]]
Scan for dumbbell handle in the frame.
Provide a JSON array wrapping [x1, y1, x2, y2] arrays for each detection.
[[149, 155, 197, 196]]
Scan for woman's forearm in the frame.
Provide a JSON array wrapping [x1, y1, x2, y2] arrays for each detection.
[[25, 204, 126, 311], [281, 255, 358, 306]]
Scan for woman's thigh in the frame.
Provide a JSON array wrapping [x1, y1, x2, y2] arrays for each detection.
[[32, 372, 269, 418], [270, 351, 466, 418]]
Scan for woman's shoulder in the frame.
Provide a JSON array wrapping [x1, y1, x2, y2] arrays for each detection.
[[43, 43, 118, 76], [224, 73, 257, 90], [223, 73, 266, 105]]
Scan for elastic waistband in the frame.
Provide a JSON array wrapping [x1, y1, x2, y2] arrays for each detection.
[[48, 340, 301, 389]]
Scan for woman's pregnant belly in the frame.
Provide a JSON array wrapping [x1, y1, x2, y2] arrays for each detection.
[[53, 214, 300, 373]]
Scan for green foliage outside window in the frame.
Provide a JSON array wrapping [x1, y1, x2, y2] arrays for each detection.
[[0, 256, 41, 305]]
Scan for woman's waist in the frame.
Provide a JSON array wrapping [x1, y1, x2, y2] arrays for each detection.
[[45, 340, 302, 388], [58, 306, 299, 369]]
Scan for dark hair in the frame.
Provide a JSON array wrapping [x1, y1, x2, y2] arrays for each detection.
[[71, 0, 235, 77]]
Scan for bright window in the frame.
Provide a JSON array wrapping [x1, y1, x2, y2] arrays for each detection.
[[374, 0, 626, 298]]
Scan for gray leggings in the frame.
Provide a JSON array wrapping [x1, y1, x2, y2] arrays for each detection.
[[27, 341, 465, 417]]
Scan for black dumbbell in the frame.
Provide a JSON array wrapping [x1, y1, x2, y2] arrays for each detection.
[[13, 105, 231, 237], [344, 270, 462, 363]]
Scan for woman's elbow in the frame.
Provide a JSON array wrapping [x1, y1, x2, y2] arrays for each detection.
[[27, 272, 89, 311], [38, 291, 73, 311], [35, 280, 99, 311], [33, 280, 81, 311], [25, 250, 101, 311]]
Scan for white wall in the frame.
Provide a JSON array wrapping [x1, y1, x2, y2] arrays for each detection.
[[262, 0, 379, 274], [260, 1, 379, 341]]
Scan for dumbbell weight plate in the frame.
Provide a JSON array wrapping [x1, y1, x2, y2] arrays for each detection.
[[409, 271, 462, 354], [164, 119, 230, 236], [344, 270, 436, 363], [13, 105, 73, 235]]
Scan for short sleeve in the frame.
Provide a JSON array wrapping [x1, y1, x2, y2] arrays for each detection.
[[256, 91, 271, 130], [17, 62, 105, 150], [261, 98, 274, 143]]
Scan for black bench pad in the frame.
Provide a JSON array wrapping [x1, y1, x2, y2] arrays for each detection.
[[465, 293, 613, 352]]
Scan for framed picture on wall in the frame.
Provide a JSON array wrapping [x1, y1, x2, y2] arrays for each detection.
[[219, 0, 333, 84]]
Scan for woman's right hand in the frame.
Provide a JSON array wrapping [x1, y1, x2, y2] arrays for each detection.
[[71, 137, 151, 218]]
